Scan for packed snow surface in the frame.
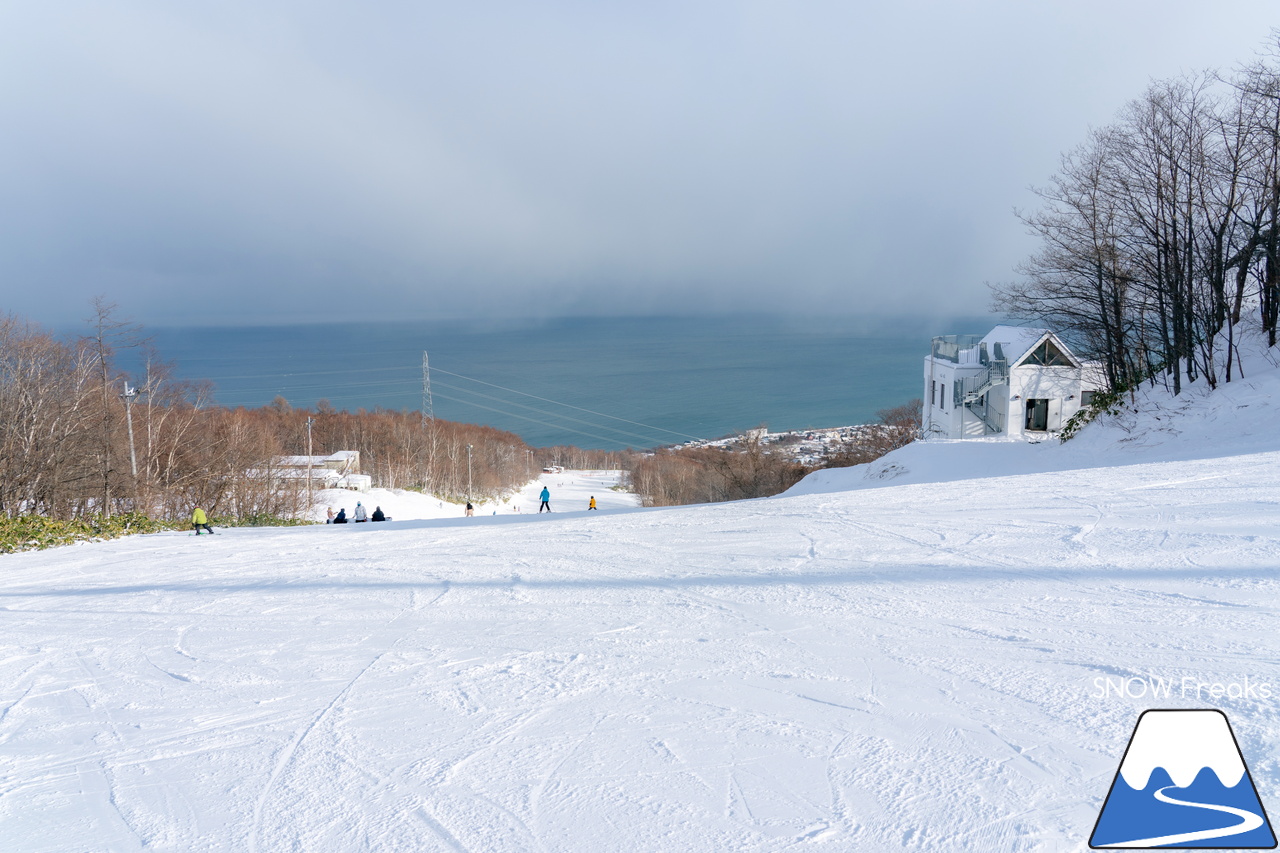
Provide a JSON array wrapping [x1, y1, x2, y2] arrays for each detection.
[[4, 352, 1280, 851]]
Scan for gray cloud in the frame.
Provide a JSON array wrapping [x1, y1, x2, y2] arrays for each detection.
[[1, 1, 1277, 327]]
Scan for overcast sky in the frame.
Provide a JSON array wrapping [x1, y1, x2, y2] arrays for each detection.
[[2, 2, 1277, 328]]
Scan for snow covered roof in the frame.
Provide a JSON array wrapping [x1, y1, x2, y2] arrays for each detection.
[[979, 325, 1051, 364], [278, 456, 318, 467], [277, 451, 360, 468], [929, 325, 1082, 368]]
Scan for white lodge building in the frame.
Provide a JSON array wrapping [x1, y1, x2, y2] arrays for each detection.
[[273, 450, 371, 491], [923, 326, 1104, 440]]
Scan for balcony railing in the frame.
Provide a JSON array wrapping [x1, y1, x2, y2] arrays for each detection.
[[930, 334, 984, 364]]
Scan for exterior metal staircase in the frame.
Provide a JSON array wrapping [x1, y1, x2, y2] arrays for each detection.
[[955, 358, 1008, 434]]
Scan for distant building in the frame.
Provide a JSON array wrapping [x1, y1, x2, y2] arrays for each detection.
[[274, 450, 371, 491], [923, 326, 1105, 439]]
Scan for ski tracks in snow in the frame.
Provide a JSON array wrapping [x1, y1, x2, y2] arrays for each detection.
[[249, 580, 453, 851], [5, 455, 1280, 850], [249, 648, 391, 853]]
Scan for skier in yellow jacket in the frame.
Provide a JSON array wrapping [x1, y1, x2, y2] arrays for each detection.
[[192, 507, 214, 535]]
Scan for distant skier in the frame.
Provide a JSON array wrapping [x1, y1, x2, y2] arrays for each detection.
[[192, 507, 214, 535], [371, 506, 386, 522], [588, 496, 597, 510], [465, 501, 474, 517], [539, 486, 551, 513], [353, 502, 368, 522]]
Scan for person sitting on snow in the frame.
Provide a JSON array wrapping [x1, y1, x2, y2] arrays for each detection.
[[371, 506, 386, 522], [353, 502, 368, 522]]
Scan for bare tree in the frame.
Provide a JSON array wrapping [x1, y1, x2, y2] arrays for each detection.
[[82, 298, 147, 516], [996, 42, 1280, 395], [999, 130, 1141, 387], [1232, 34, 1280, 346], [825, 399, 922, 468], [0, 315, 97, 517]]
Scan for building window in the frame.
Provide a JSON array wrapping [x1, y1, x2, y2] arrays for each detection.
[[1023, 340, 1072, 367], [1080, 390, 1096, 407]]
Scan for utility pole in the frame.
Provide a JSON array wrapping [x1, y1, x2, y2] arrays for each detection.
[[306, 416, 315, 511], [423, 350, 437, 493], [466, 444, 473, 502], [421, 351, 434, 428], [119, 381, 146, 508]]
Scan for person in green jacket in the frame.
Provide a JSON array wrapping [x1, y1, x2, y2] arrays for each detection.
[[192, 507, 214, 535]]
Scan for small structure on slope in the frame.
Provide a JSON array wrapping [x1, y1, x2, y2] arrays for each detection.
[[923, 326, 1104, 439], [274, 450, 371, 491]]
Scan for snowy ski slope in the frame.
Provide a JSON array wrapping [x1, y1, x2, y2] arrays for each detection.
[[3, 353, 1280, 851]]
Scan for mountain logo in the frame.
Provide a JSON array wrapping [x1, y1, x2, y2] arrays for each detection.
[[1090, 709, 1276, 849]]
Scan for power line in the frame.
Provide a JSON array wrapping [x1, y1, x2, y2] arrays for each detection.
[[427, 390, 648, 448], [203, 381, 664, 447], [429, 365, 704, 443], [213, 378, 414, 397], [189, 358, 704, 448], [204, 365, 417, 382], [430, 380, 672, 447]]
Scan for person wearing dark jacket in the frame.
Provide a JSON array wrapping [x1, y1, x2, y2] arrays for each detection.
[[371, 506, 386, 522], [333, 508, 348, 523]]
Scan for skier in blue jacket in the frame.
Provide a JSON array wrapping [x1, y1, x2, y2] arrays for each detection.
[[539, 486, 551, 513]]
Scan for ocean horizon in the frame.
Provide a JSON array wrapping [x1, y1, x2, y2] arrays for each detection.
[[127, 314, 997, 450]]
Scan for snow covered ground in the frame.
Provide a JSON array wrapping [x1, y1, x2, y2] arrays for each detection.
[[4, 352, 1280, 850], [310, 468, 638, 524]]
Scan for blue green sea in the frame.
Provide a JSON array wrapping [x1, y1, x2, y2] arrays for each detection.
[[136, 314, 994, 449]]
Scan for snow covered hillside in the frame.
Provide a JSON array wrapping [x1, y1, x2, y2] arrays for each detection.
[[309, 468, 639, 523], [4, 353, 1280, 851]]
